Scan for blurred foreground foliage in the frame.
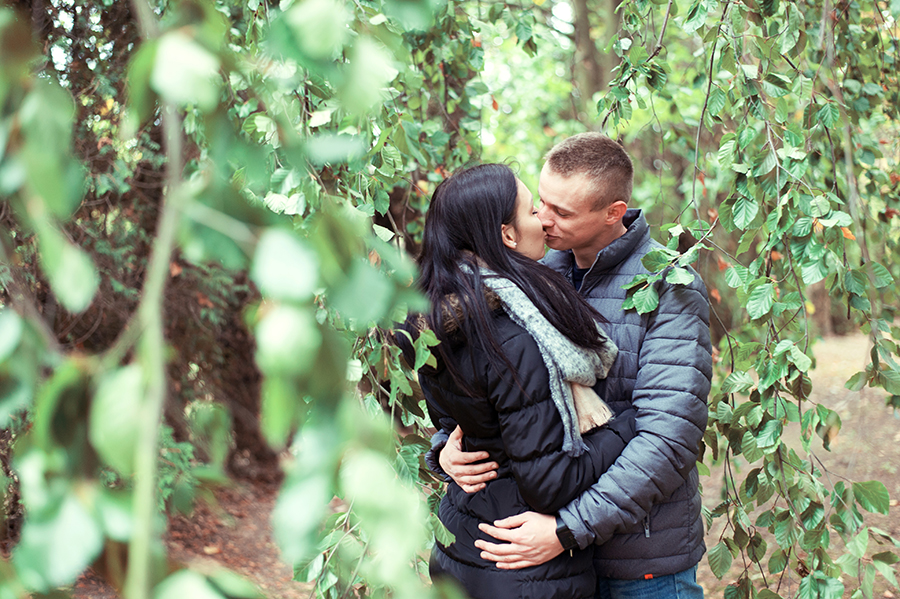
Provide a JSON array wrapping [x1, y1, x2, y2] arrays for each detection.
[[0, 0, 898, 598]]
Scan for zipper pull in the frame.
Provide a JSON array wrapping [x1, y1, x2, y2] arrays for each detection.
[[643, 515, 650, 538]]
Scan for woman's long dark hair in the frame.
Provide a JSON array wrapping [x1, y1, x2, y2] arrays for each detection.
[[399, 163, 609, 392]]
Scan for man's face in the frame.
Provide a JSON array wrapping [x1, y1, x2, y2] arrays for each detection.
[[536, 164, 610, 255]]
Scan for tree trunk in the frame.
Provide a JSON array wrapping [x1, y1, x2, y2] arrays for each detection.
[[572, 0, 606, 115]]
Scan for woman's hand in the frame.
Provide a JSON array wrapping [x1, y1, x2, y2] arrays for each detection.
[[439, 426, 498, 493]]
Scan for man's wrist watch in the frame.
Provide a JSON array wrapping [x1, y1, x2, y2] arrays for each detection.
[[555, 515, 578, 551]]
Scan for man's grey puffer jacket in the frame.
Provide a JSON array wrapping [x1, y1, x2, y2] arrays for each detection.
[[543, 209, 712, 580]]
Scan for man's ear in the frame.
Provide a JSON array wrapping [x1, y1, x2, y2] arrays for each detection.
[[605, 201, 628, 224], [500, 223, 518, 250]]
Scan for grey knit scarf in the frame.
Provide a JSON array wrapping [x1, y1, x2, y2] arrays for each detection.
[[476, 267, 618, 457]]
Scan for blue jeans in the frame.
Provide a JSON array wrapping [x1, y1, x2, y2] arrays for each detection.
[[596, 566, 704, 599]]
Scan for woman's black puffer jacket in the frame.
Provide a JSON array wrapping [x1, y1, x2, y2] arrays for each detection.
[[421, 307, 636, 599]]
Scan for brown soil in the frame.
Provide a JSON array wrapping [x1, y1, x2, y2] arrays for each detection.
[[73, 483, 311, 599], [71, 333, 899, 598]]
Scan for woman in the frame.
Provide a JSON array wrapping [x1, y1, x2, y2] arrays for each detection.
[[398, 164, 635, 599]]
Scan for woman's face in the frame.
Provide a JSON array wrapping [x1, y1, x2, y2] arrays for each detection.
[[502, 178, 546, 261]]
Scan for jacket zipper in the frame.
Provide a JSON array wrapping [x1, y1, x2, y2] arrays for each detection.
[[643, 514, 651, 538]]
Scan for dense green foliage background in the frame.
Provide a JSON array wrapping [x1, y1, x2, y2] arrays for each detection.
[[1, 0, 899, 598]]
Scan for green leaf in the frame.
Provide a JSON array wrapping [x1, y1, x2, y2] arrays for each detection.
[[0, 309, 23, 364], [780, 16, 801, 54], [846, 528, 869, 559], [13, 489, 104, 589], [330, 260, 395, 325], [757, 418, 783, 448], [718, 137, 736, 165], [251, 229, 319, 301], [429, 511, 456, 546], [373, 224, 395, 242], [383, 0, 437, 30], [154, 571, 227, 599], [817, 102, 840, 127], [874, 558, 899, 587], [19, 81, 85, 217], [36, 225, 99, 314], [307, 134, 367, 167], [769, 549, 788, 574], [762, 73, 792, 97], [631, 284, 660, 314], [281, 0, 349, 60], [733, 196, 759, 230], [341, 38, 400, 114], [871, 262, 894, 288], [206, 569, 265, 599], [853, 480, 890, 514], [273, 423, 339, 565], [747, 283, 775, 319], [641, 249, 675, 272], [725, 265, 750, 289], [741, 431, 764, 463], [708, 87, 727, 116], [789, 345, 812, 372], [845, 268, 868, 296], [515, 19, 533, 44], [683, 0, 709, 33], [708, 540, 733, 578], [800, 259, 829, 286], [89, 365, 145, 476], [255, 305, 322, 376], [150, 31, 222, 111], [394, 444, 420, 483], [722, 370, 755, 394], [754, 149, 778, 176], [666, 267, 695, 285], [845, 371, 867, 391]]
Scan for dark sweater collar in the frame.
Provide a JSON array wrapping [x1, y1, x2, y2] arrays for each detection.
[[542, 209, 649, 280]]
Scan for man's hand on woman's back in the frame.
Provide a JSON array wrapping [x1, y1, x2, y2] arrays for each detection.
[[440, 426, 499, 493]]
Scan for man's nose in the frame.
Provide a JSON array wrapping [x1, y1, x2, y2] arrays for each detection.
[[537, 204, 552, 228]]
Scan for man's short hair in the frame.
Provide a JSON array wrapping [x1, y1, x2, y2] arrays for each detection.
[[544, 133, 634, 211]]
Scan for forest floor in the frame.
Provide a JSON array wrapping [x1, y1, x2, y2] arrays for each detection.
[[72, 332, 899, 599]]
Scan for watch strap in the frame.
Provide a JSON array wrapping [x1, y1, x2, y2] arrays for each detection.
[[555, 515, 578, 551]]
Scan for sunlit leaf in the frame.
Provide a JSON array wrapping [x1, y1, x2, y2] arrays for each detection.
[[252, 229, 319, 302], [330, 260, 395, 325], [90, 365, 144, 476], [0, 309, 23, 364], [666, 267, 695, 285], [255, 305, 322, 375], [206, 569, 265, 599], [13, 489, 104, 590], [151, 31, 222, 111], [282, 0, 349, 60], [273, 422, 339, 565], [306, 134, 367, 167], [36, 225, 99, 313], [341, 38, 400, 114], [155, 570, 227, 599]]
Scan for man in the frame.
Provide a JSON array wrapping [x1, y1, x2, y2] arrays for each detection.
[[431, 133, 712, 598]]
